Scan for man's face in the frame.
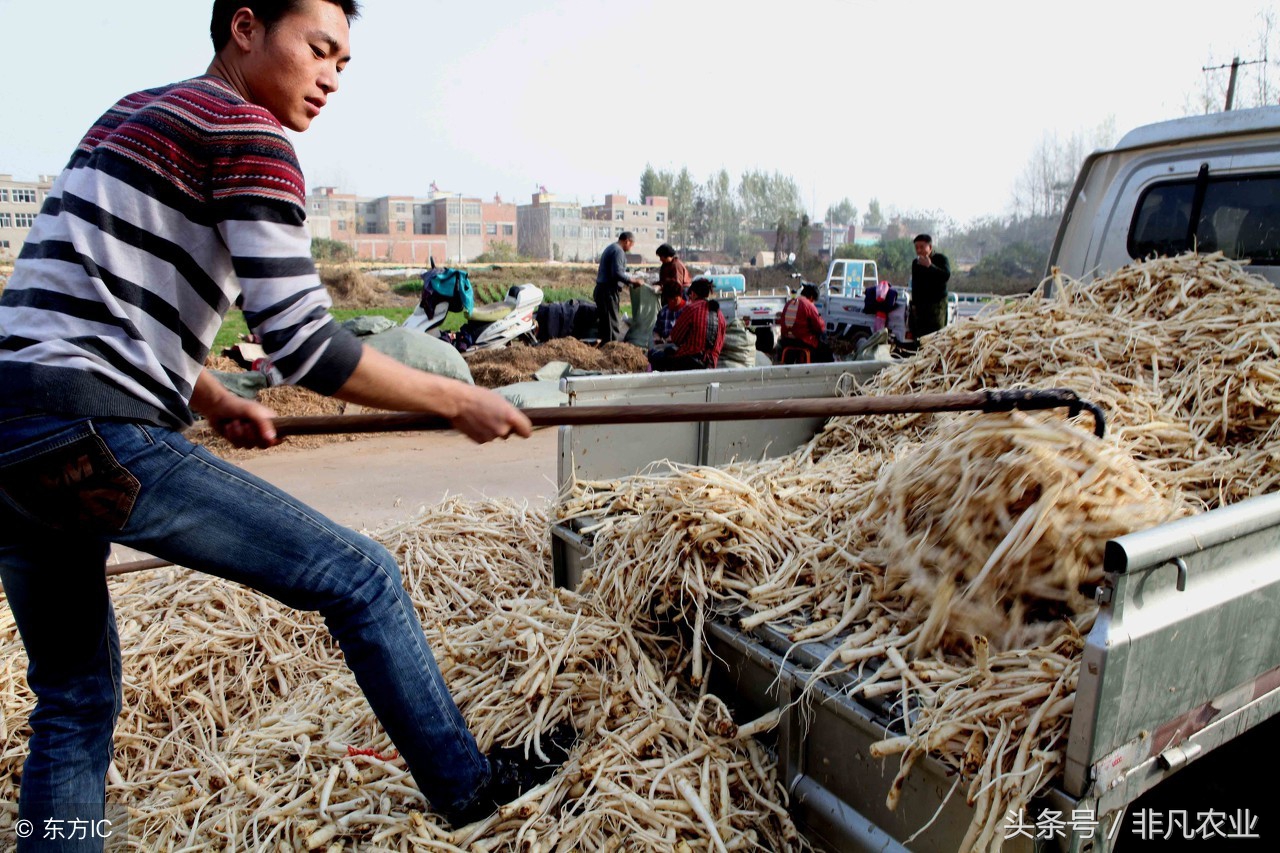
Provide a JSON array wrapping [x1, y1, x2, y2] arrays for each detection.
[[660, 254, 674, 265], [914, 240, 932, 259], [240, 0, 351, 132], [620, 238, 635, 252]]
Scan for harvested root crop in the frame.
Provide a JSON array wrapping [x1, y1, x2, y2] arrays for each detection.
[[560, 253, 1280, 850], [868, 411, 1184, 655], [0, 498, 800, 851]]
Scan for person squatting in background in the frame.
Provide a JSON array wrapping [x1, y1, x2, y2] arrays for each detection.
[[649, 277, 726, 371]]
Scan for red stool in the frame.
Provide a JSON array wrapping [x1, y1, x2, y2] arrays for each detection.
[[779, 346, 811, 365]]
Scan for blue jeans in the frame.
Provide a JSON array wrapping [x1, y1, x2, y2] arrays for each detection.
[[0, 410, 489, 850]]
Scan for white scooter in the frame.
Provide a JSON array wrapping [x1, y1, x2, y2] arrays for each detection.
[[403, 263, 542, 351], [457, 283, 543, 351]]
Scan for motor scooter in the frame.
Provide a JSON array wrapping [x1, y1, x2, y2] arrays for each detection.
[[402, 260, 542, 351], [456, 283, 543, 351]]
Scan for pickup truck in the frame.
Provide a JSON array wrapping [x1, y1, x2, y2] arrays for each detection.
[[1048, 105, 1279, 285], [552, 106, 1280, 852], [718, 257, 945, 353]]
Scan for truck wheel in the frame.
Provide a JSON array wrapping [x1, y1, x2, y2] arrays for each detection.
[[755, 326, 775, 353]]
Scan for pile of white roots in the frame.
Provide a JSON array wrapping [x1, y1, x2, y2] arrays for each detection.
[[559, 253, 1280, 851], [1, 253, 1277, 851], [0, 499, 800, 851]]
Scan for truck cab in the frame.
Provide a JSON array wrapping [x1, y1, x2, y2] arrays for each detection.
[[821, 258, 879, 296], [1049, 106, 1280, 285]]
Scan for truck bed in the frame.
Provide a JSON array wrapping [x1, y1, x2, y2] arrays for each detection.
[[551, 367, 1280, 852]]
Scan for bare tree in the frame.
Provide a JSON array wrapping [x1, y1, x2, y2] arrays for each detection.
[[1011, 120, 1115, 220], [1193, 8, 1278, 113]]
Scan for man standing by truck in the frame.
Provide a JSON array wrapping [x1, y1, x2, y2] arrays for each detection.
[[594, 231, 644, 343], [909, 234, 951, 339], [0, 0, 556, 842]]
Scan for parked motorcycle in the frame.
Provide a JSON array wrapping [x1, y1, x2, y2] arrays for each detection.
[[403, 261, 543, 351]]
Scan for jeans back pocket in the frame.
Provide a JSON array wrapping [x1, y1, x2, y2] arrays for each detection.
[[0, 425, 141, 534]]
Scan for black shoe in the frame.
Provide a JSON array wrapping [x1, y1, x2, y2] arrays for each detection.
[[441, 725, 578, 828]]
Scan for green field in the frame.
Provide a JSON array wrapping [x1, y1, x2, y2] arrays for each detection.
[[212, 265, 624, 356], [214, 307, 415, 352]]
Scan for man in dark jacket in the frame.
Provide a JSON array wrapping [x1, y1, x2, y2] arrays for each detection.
[[909, 234, 951, 339], [594, 232, 643, 342]]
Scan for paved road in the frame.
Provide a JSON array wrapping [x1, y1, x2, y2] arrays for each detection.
[[110, 426, 561, 565], [238, 426, 561, 531]]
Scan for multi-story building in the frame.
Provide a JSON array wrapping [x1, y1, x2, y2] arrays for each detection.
[[0, 174, 55, 260], [361, 195, 416, 238], [481, 195, 518, 256], [416, 193, 484, 263], [518, 193, 601, 262], [580, 194, 670, 260], [304, 187, 518, 264], [307, 187, 448, 264]]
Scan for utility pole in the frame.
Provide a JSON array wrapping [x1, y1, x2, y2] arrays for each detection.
[[1202, 56, 1267, 111]]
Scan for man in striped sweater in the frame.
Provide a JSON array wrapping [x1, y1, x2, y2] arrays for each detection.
[[0, 0, 556, 841]]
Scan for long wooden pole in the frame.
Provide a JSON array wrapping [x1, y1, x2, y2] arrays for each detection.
[[273, 389, 1104, 438], [105, 389, 1103, 578]]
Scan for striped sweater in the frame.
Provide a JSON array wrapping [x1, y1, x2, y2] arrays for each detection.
[[0, 75, 361, 429]]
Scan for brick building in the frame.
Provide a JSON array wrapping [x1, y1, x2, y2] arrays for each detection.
[[481, 195, 518, 256], [304, 187, 519, 264]]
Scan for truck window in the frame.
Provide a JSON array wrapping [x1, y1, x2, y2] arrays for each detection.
[[1129, 173, 1280, 264]]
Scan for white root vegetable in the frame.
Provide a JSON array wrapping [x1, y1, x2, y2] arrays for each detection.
[[1, 253, 1272, 853]]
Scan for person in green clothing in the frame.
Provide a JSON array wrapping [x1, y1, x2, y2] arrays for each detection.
[[908, 233, 951, 339]]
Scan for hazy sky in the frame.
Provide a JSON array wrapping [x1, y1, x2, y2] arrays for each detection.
[[1, 0, 1273, 226]]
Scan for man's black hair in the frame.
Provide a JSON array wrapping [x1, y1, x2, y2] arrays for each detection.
[[661, 281, 684, 303], [656, 243, 676, 259], [913, 234, 933, 245], [212, 0, 362, 52], [618, 231, 635, 242], [689, 278, 713, 299], [800, 283, 819, 300]]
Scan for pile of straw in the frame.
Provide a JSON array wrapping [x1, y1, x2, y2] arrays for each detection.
[[467, 339, 649, 389], [321, 265, 394, 309]]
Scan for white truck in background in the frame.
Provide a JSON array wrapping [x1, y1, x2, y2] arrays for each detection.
[[718, 258, 912, 352], [553, 106, 1280, 852]]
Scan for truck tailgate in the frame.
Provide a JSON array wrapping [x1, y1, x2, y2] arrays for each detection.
[[1067, 492, 1280, 808]]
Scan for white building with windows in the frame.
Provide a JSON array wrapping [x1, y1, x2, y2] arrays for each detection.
[[581, 194, 669, 260], [0, 174, 55, 260], [517, 193, 601, 262]]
